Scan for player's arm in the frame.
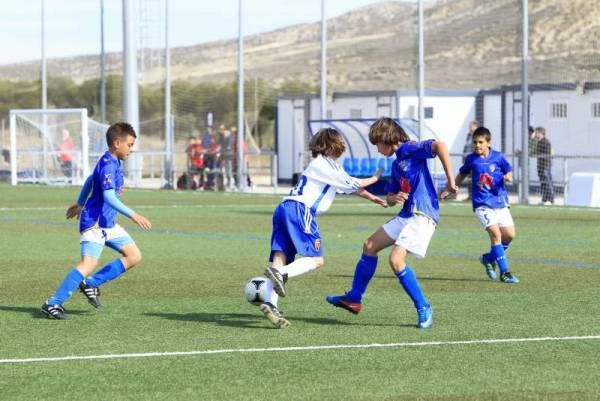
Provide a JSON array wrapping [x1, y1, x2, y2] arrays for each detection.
[[66, 174, 93, 219], [357, 168, 384, 188], [432, 140, 458, 196], [355, 187, 387, 208], [103, 189, 152, 230]]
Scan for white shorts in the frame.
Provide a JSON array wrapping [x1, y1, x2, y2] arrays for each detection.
[[80, 224, 134, 258], [382, 214, 436, 259], [475, 206, 514, 229]]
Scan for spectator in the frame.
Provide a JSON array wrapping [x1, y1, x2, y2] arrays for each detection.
[[219, 126, 235, 190], [532, 126, 554, 205], [59, 129, 75, 180], [231, 126, 253, 189], [205, 135, 221, 190], [185, 136, 205, 190], [462, 120, 480, 200]]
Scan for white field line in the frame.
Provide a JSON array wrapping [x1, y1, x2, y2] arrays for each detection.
[[1, 335, 599, 365]]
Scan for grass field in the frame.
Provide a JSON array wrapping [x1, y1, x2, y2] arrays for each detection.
[[1, 183, 599, 401]]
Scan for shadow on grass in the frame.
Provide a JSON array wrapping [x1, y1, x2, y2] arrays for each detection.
[[144, 310, 406, 329], [326, 274, 489, 282], [0, 305, 90, 319]]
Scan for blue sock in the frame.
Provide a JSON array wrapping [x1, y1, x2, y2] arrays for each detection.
[[346, 254, 378, 302], [502, 242, 510, 253], [48, 268, 84, 305], [396, 266, 429, 310], [86, 259, 126, 287], [491, 244, 510, 274]]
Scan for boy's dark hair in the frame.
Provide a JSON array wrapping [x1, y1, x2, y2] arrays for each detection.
[[309, 128, 346, 158], [106, 122, 136, 147], [368, 117, 410, 145], [472, 126, 492, 142]]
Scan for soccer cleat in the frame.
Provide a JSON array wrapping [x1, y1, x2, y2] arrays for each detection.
[[479, 254, 497, 281], [264, 266, 286, 297], [500, 272, 519, 284], [41, 301, 67, 320], [79, 281, 102, 308], [325, 294, 362, 315], [258, 302, 291, 329], [417, 306, 433, 329]]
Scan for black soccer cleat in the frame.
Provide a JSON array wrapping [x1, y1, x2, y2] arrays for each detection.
[[264, 266, 287, 297], [41, 301, 67, 320], [79, 281, 102, 308]]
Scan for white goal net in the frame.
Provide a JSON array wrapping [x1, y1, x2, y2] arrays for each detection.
[[9, 108, 109, 186]]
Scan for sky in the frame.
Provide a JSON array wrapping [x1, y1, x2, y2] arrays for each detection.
[[0, 0, 393, 65]]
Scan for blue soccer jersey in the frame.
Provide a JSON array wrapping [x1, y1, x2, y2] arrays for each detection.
[[80, 151, 125, 231], [459, 149, 512, 210], [384, 140, 440, 224]]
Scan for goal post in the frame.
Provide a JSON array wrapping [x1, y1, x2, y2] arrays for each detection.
[[9, 108, 104, 186]]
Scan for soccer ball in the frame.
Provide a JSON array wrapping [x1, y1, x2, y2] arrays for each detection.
[[244, 277, 272, 304]]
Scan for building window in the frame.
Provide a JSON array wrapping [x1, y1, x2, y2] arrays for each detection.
[[551, 102, 567, 119], [350, 109, 362, 119], [425, 107, 434, 119], [592, 102, 600, 119]]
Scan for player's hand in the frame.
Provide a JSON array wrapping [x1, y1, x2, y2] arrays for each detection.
[[66, 204, 83, 219], [371, 196, 388, 208], [131, 213, 152, 230], [440, 183, 459, 200], [390, 191, 409, 204]]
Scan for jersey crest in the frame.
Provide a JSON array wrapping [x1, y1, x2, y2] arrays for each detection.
[[478, 172, 493, 190]]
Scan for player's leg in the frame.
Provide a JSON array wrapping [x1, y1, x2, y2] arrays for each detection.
[[497, 209, 519, 283], [42, 253, 100, 319], [265, 201, 322, 297], [260, 251, 291, 328], [327, 227, 394, 313], [389, 215, 435, 328], [81, 226, 138, 307], [476, 207, 501, 280]]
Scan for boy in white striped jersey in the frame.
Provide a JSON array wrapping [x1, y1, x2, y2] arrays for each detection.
[[260, 128, 387, 328]]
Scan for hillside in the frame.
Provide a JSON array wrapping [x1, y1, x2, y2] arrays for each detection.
[[0, 0, 598, 90]]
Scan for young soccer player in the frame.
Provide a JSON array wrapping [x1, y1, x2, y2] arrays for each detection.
[[326, 117, 457, 329], [447, 126, 519, 283], [260, 128, 387, 328], [41, 122, 152, 320]]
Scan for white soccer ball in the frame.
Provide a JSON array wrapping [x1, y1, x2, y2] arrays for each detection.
[[244, 277, 272, 304]]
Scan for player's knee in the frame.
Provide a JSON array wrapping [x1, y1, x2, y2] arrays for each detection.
[[124, 248, 142, 267], [362, 239, 376, 255]]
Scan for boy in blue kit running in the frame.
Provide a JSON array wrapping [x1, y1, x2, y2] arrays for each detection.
[[326, 117, 457, 329], [260, 128, 387, 328], [448, 126, 519, 283], [41, 122, 152, 320]]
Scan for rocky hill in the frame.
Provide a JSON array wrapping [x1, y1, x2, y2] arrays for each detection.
[[1, 0, 598, 90]]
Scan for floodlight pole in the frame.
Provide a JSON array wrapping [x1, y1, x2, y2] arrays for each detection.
[[237, 0, 246, 192], [41, 0, 48, 182], [320, 0, 327, 120], [520, 0, 530, 204], [123, 0, 140, 185], [164, 0, 173, 189], [100, 0, 107, 123], [417, 0, 425, 140]]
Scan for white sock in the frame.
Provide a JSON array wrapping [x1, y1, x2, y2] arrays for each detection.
[[277, 257, 318, 279], [266, 288, 279, 307]]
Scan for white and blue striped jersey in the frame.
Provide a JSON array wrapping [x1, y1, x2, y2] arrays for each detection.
[[283, 155, 360, 216]]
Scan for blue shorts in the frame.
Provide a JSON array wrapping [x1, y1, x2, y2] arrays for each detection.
[[269, 200, 323, 263]]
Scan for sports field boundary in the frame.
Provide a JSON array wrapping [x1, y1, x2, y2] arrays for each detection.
[[2, 335, 599, 365]]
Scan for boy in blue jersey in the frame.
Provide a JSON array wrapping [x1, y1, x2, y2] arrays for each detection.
[[41, 122, 152, 320], [326, 117, 457, 329], [449, 126, 519, 283], [259, 128, 387, 328]]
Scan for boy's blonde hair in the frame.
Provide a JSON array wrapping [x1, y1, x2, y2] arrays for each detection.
[[368, 117, 409, 145], [309, 128, 346, 158]]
